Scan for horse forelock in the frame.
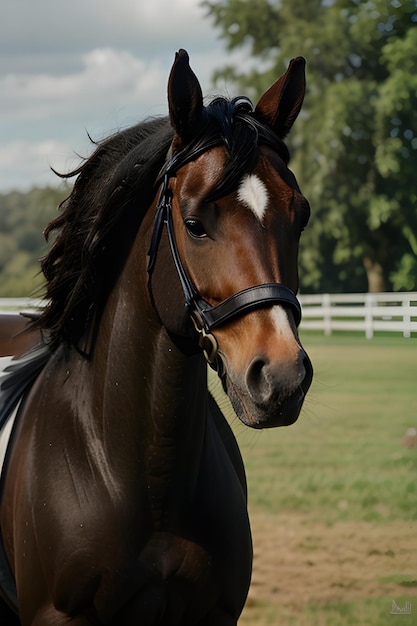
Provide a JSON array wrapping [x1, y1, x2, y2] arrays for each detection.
[[165, 98, 289, 201], [34, 99, 290, 352]]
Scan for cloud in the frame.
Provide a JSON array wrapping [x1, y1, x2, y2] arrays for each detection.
[[1, 49, 167, 123], [1, 0, 226, 138], [1, 0, 218, 62], [0, 0, 250, 190], [0, 40, 239, 192], [0, 140, 81, 191]]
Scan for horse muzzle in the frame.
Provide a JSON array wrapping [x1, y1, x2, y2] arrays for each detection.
[[220, 342, 313, 429]]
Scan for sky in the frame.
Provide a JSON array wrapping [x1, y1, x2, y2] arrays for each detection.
[[1, 0, 245, 192]]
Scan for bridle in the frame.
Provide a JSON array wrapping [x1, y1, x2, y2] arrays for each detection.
[[147, 110, 302, 369], [147, 173, 302, 368]]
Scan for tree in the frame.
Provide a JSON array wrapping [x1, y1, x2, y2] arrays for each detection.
[[203, 0, 417, 292], [0, 186, 68, 296]]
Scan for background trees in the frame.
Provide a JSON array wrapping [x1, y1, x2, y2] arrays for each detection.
[[1, 2, 416, 295], [203, 0, 417, 292], [0, 187, 67, 296]]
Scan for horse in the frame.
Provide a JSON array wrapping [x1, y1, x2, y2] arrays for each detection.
[[0, 49, 313, 625], [0, 315, 40, 358]]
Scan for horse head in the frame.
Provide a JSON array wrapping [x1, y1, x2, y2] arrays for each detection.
[[149, 50, 313, 429]]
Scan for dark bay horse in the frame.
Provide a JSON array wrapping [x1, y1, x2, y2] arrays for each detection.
[[0, 315, 40, 358], [0, 50, 312, 625]]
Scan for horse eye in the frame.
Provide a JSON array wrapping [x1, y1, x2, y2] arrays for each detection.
[[184, 218, 207, 239]]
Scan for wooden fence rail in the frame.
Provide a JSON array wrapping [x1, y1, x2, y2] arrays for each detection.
[[1, 293, 417, 339], [0, 298, 44, 314], [299, 292, 417, 338]]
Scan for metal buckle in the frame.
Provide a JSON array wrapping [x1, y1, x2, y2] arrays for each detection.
[[190, 315, 218, 365]]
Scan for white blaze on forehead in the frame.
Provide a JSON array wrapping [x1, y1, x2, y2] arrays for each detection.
[[270, 305, 295, 341], [237, 174, 269, 222]]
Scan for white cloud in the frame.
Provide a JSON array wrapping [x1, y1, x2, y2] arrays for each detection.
[[1, 0, 219, 63], [0, 0, 252, 190], [0, 140, 82, 191], [1, 49, 167, 122]]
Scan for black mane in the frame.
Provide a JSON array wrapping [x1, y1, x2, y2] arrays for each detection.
[[35, 98, 289, 352]]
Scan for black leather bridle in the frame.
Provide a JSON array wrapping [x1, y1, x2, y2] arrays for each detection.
[[147, 134, 302, 367]]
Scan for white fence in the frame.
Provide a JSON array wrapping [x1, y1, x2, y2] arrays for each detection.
[[0, 298, 45, 314], [1, 293, 417, 339], [299, 292, 417, 338]]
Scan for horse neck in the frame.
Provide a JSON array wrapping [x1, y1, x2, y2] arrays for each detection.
[[75, 216, 210, 511]]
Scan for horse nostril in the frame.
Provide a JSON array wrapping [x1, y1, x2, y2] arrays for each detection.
[[300, 350, 313, 391], [245, 348, 312, 407], [245, 356, 273, 404]]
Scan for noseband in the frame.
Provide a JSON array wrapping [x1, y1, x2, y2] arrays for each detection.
[[147, 121, 302, 367]]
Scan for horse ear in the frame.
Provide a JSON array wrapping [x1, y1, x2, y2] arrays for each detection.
[[255, 57, 306, 139], [168, 49, 204, 148]]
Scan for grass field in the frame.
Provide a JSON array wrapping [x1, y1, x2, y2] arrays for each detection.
[[210, 333, 417, 625]]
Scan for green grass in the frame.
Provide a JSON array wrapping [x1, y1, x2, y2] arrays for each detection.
[[379, 574, 417, 587], [209, 333, 417, 625], [241, 596, 415, 626], [226, 334, 417, 524]]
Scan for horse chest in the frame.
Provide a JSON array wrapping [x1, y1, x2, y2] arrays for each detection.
[[18, 412, 251, 623]]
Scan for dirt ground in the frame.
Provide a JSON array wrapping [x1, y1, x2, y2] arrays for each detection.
[[240, 513, 416, 622]]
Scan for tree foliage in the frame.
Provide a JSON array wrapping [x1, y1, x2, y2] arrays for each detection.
[[0, 187, 68, 296], [203, 0, 417, 292]]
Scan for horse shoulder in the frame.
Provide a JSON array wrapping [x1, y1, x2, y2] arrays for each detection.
[[207, 393, 247, 500]]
